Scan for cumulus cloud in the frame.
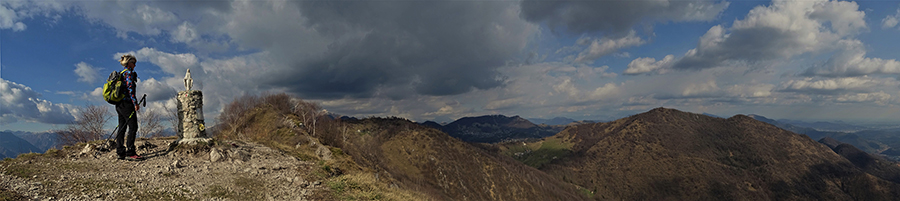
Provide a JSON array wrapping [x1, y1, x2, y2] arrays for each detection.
[[1, 78, 75, 124], [726, 84, 774, 98], [0, 0, 69, 31], [882, 8, 899, 29], [633, 0, 869, 72], [574, 31, 645, 63], [520, 0, 728, 36], [171, 21, 198, 43], [138, 78, 177, 102], [625, 55, 675, 75], [117, 47, 199, 76], [779, 76, 896, 94], [834, 91, 891, 104], [803, 40, 900, 77], [0, 3, 27, 31], [681, 80, 721, 97], [74, 62, 99, 83]]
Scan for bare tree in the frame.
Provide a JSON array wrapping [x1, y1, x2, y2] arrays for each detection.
[[162, 98, 179, 137], [138, 109, 165, 138], [291, 99, 323, 136], [218, 95, 260, 140], [57, 105, 111, 146]]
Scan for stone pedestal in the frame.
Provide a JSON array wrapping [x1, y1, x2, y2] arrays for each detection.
[[176, 90, 210, 145]]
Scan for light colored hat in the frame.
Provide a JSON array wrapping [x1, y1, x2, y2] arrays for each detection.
[[120, 54, 137, 67]]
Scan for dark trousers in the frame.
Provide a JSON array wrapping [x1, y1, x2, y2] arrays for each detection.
[[115, 100, 138, 157]]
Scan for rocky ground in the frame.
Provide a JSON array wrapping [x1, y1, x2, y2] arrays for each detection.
[[0, 137, 329, 201]]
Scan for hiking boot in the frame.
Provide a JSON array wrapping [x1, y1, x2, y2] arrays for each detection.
[[127, 155, 144, 161]]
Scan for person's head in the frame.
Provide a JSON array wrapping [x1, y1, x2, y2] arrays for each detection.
[[120, 54, 137, 70]]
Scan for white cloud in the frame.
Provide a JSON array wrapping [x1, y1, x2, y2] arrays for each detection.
[[803, 39, 900, 77], [587, 83, 620, 101], [0, 3, 27, 31], [834, 91, 891, 104], [726, 84, 774, 98], [74, 62, 99, 83], [882, 8, 899, 29], [84, 3, 180, 38], [574, 31, 646, 63], [171, 21, 198, 43], [625, 55, 675, 75], [553, 78, 579, 98], [640, 0, 869, 71], [116, 47, 199, 76], [1, 78, 76, 124], [780, 76, 896, 94], [681, 80, 720, 97], [137, 78, 177, 103]]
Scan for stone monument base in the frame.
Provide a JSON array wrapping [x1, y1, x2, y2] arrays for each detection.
[[178, 138, 212, 145]]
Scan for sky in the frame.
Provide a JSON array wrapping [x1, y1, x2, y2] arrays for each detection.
[[2, 0, 900, 132]]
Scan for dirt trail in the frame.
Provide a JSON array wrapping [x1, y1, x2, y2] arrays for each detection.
[[0, 137, 327, 201]]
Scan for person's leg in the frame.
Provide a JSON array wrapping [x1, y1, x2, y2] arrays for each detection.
[[125, 109, 139, 156], [115, 103, 127, 159]]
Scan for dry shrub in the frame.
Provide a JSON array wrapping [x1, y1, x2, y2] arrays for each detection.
[[57, 105, 111, 146], [214, 92, 326, 148], [217, 94, 260, 140], [138, 109, 165, 138]]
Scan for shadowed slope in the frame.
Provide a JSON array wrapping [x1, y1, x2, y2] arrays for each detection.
[[819, 138, 900, 184], [343, 118, 586, 201]]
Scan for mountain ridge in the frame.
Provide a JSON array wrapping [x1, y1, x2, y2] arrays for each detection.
[[504, 107, 900, 200], [0, 132, 42, 159], [425, 114, 562, 143]]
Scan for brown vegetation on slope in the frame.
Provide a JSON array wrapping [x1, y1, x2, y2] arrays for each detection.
[[519, 107, 900, 200], [818, 138, 900, 184], [213, 93, 586, 200], [338, 117, 586, 201]]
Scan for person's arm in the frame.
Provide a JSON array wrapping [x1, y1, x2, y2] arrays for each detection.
[[125, 70, 138, 108]]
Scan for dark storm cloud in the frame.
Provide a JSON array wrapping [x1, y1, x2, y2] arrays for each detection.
[[519, 0, 728, 36], [268, 1, 532, 99]]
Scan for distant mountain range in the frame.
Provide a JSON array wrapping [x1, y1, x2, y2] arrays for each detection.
[[9, 130, 61, 151], [495, 108, 900, 200], [420, 115, 565, 143], [746, 114, 900, 161], [528, 117, 577, 126], [0, 131, 43, 159]]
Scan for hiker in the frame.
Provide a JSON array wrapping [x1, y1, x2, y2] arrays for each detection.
[[115, 54, 143, 161]]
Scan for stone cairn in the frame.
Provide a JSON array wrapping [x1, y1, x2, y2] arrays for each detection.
[[173, 69, 210, 147]]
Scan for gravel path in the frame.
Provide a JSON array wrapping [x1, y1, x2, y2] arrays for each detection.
[[0, 138, 328, 201]]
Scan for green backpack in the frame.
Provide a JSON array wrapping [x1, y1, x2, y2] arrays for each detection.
[[102, 70, 127, 104]]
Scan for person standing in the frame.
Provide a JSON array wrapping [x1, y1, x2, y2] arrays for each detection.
[[116, 54, 143, 161]]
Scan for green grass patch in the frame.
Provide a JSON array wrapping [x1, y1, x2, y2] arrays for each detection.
[[504, 137, 573, 169], [3, 164, 38, 178], [578, 188, 595, 198], [15, 152, 42, 160]]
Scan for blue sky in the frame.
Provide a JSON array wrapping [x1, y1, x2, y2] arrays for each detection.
[[2, 0, 900, 132]]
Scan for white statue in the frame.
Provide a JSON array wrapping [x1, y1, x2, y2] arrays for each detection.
[[184, 69, 193, 91]]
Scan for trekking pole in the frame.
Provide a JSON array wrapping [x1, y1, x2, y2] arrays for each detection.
[[98, 95, 146, 152]]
